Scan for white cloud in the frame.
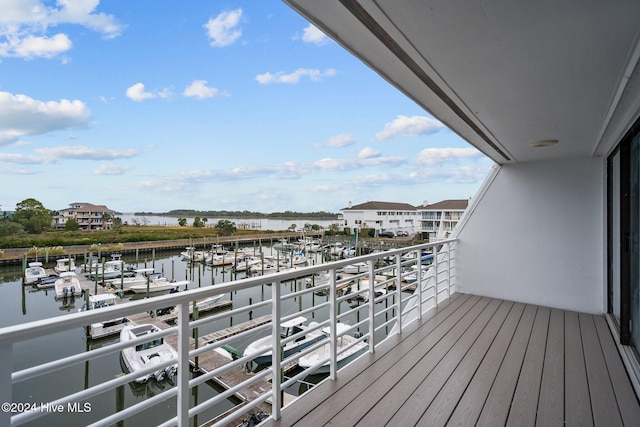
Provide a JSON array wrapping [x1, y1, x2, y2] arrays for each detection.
[[255, 68, 336, 84], [0, 0, 122, 59], [414, 147, 483, 166], [12, 33, 72, 59], [204, 9, 243, 48], [358, 147, 380, 159], [93, 163, 133, 175], [0, 152, 47, 164], [35, 145, 140, 160], [375, 115, 446, 141], [302, 24, 329, 45], [183, 80, 219, 99], [0, 91, 91, 145], [314, 133, 355, 147], [125, 83, 154, 101], [125, 83, 172, 102]]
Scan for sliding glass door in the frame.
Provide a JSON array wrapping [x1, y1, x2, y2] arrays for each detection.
[[608, 118, 640, 354]]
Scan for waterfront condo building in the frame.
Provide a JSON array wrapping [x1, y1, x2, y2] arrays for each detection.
[[53, 202, 116, 231], [339, 200, 418, 235], [417, 199, 469, 242]]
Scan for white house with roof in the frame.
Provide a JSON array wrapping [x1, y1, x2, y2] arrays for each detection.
[[53, 202, 116, 231], [339, 201, 418, 235], [0, 205, 15, 219], [418, 199, 469, 241]]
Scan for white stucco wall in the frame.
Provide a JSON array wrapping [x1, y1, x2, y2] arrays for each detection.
[[455, 157, 604, 314]]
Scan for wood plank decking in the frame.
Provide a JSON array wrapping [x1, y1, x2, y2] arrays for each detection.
[[263, 293, 640, 426]]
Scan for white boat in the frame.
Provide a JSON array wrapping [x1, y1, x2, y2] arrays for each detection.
[[54, 258, 76, 274], [273, 239, 296, 252], [205, 253, 233, 267], [24, 262, 47, 285], [194, 293, 225, 309], [243, 316, 325, 367], [54, 272, 83, 299], [287, 251, 307, 265], [87, 259, 131, 280], [344, 276, 388, 302], [329, 242, 346, 257], [304, 271, 331, 288], [298, 323, 368, 374], [233, 255, 262, 272], [128, 277, 189, 294], [120, 324, 178, 383], [79, 293, 127, 339], [342, 262, 368, 274], [105, 268, 155, 290], [180, 247, 206, 262]]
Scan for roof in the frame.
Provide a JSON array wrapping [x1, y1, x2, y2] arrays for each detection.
[[284, 1, 640, 164], [420, 199, 469, 210], [341, 201, 417, 211], [63, 203, 114, 213]]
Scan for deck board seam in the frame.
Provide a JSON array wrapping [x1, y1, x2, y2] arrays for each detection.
[[274, 293, 475, 426], [347, 297, 494, 426]]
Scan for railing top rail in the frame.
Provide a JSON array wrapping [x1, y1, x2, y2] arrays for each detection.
[[0, 238, 456, 345]]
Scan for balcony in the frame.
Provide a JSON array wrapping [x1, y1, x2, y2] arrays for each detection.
[[0, 240, 455, 426], [263, 293, 640, 426], [1, 239, 638, 426]]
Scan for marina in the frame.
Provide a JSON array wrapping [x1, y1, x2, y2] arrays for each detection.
[[0, 236, 426, 426]]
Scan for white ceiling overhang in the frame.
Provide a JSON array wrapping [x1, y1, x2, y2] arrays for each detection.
[[284, 0, 640, 164]]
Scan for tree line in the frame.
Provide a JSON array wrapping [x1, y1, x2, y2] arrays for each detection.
[[141, 209, 338, 219]]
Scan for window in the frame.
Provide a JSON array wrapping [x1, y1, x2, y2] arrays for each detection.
[[608, 115, 640, 354]]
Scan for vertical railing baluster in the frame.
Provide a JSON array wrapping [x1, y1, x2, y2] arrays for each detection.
[[434, 244, 439, 307], [0, 343, 11, 427], [329, 268, 338, 377], [447, 243, 451, 299], [395, 254, 402, 333], [367, 259, 375, 353], [177, 301, 190, 426], [417, 249, 423, 319], [271, 280, 282, 420]]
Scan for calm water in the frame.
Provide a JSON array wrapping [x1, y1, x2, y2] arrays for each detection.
[[118, 214, 338, 231], [1, 245, 385, 426]]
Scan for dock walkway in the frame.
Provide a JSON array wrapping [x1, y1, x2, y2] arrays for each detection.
[[124, 310, 274, 425]]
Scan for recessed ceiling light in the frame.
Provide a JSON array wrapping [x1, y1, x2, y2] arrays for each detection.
[[530, 139, 558, 148]]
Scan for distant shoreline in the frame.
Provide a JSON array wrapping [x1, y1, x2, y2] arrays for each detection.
[[128, 211, 339, 220]]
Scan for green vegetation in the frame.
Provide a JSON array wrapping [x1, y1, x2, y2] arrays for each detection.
[[0, 198, 336, 250], [139, 209, 338, 220], [214, 219, 237, 236], [12, 198, 55, 234]]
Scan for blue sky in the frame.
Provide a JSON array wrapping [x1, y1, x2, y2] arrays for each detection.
[[0, 1, 492, 214]]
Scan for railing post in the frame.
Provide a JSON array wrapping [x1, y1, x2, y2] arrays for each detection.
[[416, 249, 423, 320], [329, 268, 338, 377], [395, 254, 402, 333], [177, 301, 190, 426], [447, 243, 451, 299], [271, 280, 282, 419], [434, 244, 439, 307], [367, 260, 375, 353], [0, 342, 10, 427]]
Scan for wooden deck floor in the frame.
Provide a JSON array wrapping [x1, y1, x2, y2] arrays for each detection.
[[262, 293, 640, 426]]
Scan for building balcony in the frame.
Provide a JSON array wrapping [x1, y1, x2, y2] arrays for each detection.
[[0, 240, 638, 426], [263, 292, 640, 426]]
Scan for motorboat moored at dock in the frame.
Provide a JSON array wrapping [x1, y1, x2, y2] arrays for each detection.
[[298, 323, 368, 374], [120, 323, 178, 383], [54, 272, 83, 299], [243, 316, 325, 368], [24, 262, 47, 285], [54, 258, 76, 274], [79, 293, 128, 339]]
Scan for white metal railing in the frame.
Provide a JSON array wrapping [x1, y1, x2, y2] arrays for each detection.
[[0, 239, 456, 426]]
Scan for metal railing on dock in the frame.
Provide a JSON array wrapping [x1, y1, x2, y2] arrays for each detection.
[[0, 239, 456, 426]]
